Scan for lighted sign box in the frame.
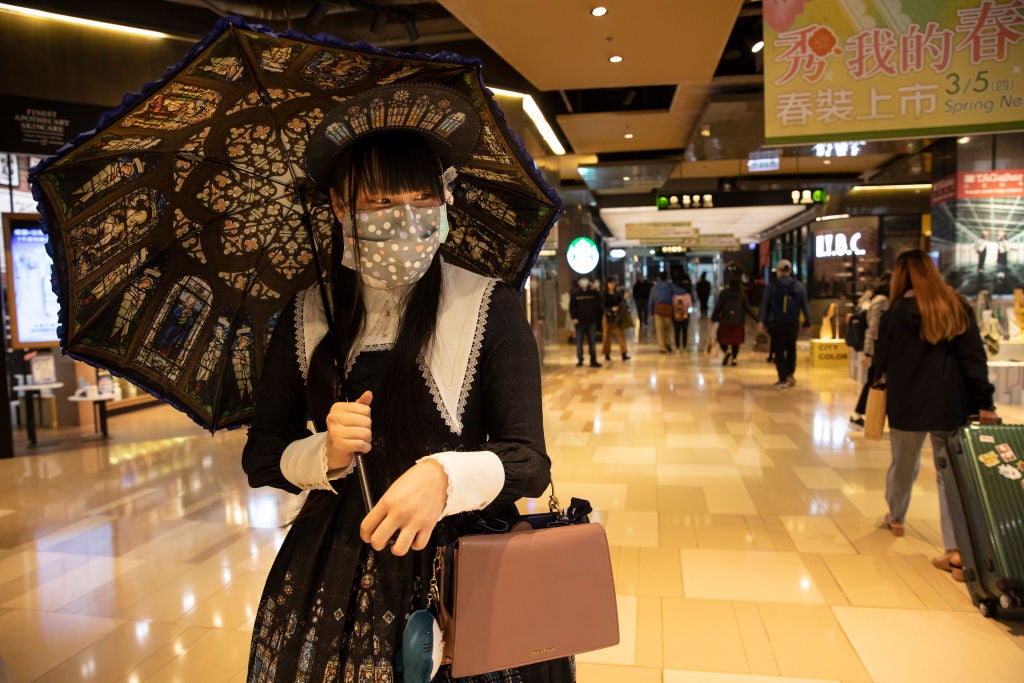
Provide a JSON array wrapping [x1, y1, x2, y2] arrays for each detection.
[[807, 216, 880, 299], [2, 213, 61, 349]]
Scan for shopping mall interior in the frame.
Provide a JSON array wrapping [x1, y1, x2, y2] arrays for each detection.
[[1, 1, 1024, 681]]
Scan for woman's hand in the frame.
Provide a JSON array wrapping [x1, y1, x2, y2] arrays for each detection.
[[978, 408, 999, 425], [325, 391, 373, 471], [360, 460, 449, 556]]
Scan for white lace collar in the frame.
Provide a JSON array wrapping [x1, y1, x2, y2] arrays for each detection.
[[293, 259, 496, 435]]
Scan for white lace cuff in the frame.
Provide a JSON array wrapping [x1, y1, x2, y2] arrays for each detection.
[[281, 432, 356, 493], [419, 450, 505, 518]]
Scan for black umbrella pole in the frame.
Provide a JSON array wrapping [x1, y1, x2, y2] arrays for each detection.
[[354, 454, 375, 512]]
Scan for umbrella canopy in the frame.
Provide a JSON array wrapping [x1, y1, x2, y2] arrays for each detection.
[[30, 16, 562, 431]]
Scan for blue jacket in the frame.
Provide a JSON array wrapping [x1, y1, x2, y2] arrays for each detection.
[[649, 279, 685, 315], [759, 276, 811, 325]]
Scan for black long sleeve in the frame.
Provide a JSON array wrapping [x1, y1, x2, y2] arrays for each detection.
[[241, 298, 308, 494], [476, 284, 551, 506]]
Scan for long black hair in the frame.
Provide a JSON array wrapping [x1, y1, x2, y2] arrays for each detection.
[[302, 131, 448, 515]]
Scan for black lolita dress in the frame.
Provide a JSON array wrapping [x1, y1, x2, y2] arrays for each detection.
[[242, 262, 575, 682]]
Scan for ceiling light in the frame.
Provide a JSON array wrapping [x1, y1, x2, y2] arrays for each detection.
[[958, 136, 971, 144], [624, 132, 634, 139], [751, 40, 764, 53], [850, 183, 932, 191], [591, 7, 608, 17], [700, 124, 711, 137], [609, 55, 623, 63], [490, 87, 566, 155], [822, 159, 831, 164], [0, 2, 168, 38], [622, 176, 631, 182]]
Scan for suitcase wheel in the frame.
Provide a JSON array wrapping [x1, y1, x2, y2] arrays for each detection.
[[999, 593, 1022, 610], [979, 600, 996, 618]]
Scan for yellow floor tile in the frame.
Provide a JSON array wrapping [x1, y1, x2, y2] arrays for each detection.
[[664, 671, 841, 683], [821, 555, 926, 609], [681, 549, 824, 604], [778, 516, 857, 554], [661, 598, 748, 674], [757, 603, 872, 681], [575, 595, 637, 666], [833, 605, 1024, 683], [603, 511, 660, 547], [0, 609, 124, 681]]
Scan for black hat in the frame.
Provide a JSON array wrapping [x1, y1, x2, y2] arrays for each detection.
[[305, 83, 481, 188]]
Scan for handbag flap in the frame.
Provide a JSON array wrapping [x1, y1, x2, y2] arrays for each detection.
[[449, 523, 618, 677]]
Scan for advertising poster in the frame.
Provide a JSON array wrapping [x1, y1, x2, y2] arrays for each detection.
[[931, 169, 1024, 294], [764, 0, 1024, 144], [2, 215, 60, 348]]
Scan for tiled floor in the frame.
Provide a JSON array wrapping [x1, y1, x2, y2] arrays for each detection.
[[2, 330, 1023, 682]]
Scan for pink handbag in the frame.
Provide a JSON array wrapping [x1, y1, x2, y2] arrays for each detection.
[[433, 496, 619, 677]]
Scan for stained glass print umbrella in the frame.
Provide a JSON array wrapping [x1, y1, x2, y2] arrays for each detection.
[[29, 16, 562, 431]]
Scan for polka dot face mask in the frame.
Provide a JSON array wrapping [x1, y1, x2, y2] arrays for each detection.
[[340, 204, 448, 287]]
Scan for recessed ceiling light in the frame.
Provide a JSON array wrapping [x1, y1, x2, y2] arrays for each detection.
[[609, 55, 623, 63], [700, 124, 711, 137], [958, 136, 971, 144], [591, 7, 608, 17], [624, 132, 634, 139], [751, 40, 764, 53], [823, 159, 832, 164]]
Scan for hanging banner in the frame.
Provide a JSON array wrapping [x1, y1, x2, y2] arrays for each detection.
[[764, 0, 1024, 145]]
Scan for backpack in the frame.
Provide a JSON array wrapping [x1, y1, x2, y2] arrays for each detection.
[[844, 309, 867, 351], [672, 293, 690, 322], [770, 279, 801, 322]]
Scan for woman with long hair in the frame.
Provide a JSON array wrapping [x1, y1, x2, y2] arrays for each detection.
[[872, 250, 996, 579], [242, 86, 571, 681], [711, 277, 758, 365]]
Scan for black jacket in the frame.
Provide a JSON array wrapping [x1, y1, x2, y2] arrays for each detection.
[[570, 288, 603, 326], [711, 287, 757, 325], [873, 296, 994, 431], [602, 288, 625, 320]]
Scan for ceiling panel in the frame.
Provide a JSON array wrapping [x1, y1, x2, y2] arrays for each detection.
[[439, 1, 743, 91]]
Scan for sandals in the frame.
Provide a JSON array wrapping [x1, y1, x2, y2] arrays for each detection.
[[932, 550, 966, 582], [883, 513, 905, 537]]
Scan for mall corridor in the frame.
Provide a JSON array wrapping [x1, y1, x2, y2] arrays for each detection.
[[0, 334, 1022, 682]]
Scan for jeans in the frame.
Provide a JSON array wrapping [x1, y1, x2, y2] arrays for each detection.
[[575, 322, 597, 363], [768, 320, 799, 381], [673, 318, 689, 348], [887, 428, 959, 550]]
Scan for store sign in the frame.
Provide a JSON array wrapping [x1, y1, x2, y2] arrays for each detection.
[[764, 0, 1024, 145], [748, 149, 780, 172], [931, 169, 1024, 205], [815, 232, 868, 258], [0, 94, 109, 155], [811, 141, 865, 157], [566, 236, 599, 274]]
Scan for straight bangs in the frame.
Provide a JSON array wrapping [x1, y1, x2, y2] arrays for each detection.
[[331, 131, 444, 209]]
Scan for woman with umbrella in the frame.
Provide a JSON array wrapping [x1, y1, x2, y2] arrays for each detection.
[[241, 85, 572, 682]]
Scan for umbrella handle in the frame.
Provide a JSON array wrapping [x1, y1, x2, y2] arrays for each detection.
[[354, 453, 375, 512]]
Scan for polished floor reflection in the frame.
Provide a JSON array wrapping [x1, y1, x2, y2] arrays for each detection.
[[2, 333, 1023, 682]]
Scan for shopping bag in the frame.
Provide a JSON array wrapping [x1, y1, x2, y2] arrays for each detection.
[[864, 381, 887, 441]]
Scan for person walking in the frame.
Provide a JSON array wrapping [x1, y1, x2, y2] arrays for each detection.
[[711, 278, 758, 365], [632, 273, 652, 329], [602, 277, 631, 362], [849, 276, 890, 428], [672, 276, 693, 351], [871, 250, 997, 581], [650, 271, 684, 354], [758, 260, 811, 388], [570, 276, 603, 367], [242, 88, 573, 681], [696, 273, 711, 318]]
